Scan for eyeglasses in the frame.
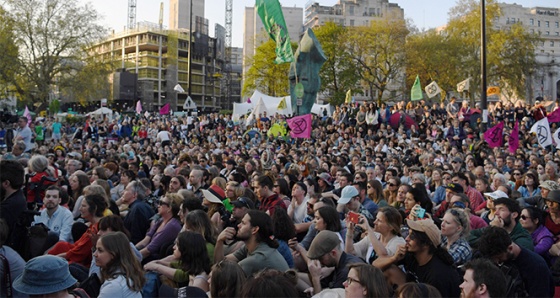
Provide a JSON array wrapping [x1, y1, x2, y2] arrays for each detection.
[[513, 173, 521, 176], [273, 185, 279, 187], [520, 215, 531, 220], [157, 200, 170, 207], [345, 277, 362, 286], [388, 183, 396, 187]]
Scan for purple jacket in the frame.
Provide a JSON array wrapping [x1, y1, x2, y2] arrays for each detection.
[[531, 225, 554, 257]]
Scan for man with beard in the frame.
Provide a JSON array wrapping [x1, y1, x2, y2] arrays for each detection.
[[469, 198, 534, 251], [0, 160, 26, 252], [459, 258, 507, 298], [477, 226, 553, 297], [214, 210, 288, 277], [32, 185, 73, 242]]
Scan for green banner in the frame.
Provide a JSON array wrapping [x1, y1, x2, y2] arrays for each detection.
[[256, 0, 294, 64], [411, 75, 423, 101]]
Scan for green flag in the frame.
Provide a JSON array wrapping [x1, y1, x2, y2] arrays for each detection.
[[256, 0, 294, 64], [411, 75, 423, 101]]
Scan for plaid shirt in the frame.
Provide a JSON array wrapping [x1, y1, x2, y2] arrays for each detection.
[[259, 193, 287, 216], [442, 237, 472, 266]]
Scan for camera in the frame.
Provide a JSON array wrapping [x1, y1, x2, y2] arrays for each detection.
[[218, 205, 237, 229]]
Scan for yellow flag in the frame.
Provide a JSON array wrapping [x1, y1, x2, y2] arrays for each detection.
[[277, 97, 287, 110], [345, 90, 352, 104], [487, 86, 500, 96]]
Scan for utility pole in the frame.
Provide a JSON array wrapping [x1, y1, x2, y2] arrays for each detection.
[[481, 0, 488, 126]]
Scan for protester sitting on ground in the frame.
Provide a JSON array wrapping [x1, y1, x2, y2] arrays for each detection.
[[383, 177, 401, 205], [48, 194, 107, 268], [69, 171, 90, 219], [135, 193, 182, 262], [0, 218, 26, 297], [441, 208, 472, 266], [184, 209, 217, 262], [368, 179, 388, 207], [374, 218, 461, 297], [95, 231, 145, 297], [144, 231, 211, 294], [32, 185, 74, 244], [240, 268, 299, 298], [272, 206, 296, 268], [477, 226, 553, 297], [209, 259, 246, 298], [459, 258, 507, 298], [345, 207, 405, 265], [12, 255, 79, 297], [520, 206, 554, 260]]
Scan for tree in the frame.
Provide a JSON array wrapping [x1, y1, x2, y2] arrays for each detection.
[[0, 6, 20, 93], [313, 22, 360, 105], [2, 0, 108, 106], [444, 0, 539, 101], [346, 18, 409, 104], [242, 40, 296, 97]]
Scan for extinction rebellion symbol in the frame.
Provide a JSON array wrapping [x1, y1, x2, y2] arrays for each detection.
[[292, 118, 307, 134]]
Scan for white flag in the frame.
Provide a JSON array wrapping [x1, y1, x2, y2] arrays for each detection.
[[174, 84, 185, 93], [424, 81, 442, 98], [553, 127, 560, 149], [457, 78, 470, 93], [530, 117, 552, 148]]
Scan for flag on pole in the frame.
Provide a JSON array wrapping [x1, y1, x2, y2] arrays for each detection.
[[547, 108, 560, 123], [457, 78, 470, 92], [23, 106, 32, 124], [159, 103, 170, 115], [287, 114, 312, 138], [424, 81, 442, 98], [553, 127, 560, 149], [277, 97, 287, 110], [411, 75, 423, 101], [174, 84, 185, 93], [483, 121, 504, 148], [255, 0, 294, 64], [509, 121, 519, 154], [136, 100, 142, 114], [345, 90, 352, 104], [530, 117, 552, 148], [487, 86, 500, 96]]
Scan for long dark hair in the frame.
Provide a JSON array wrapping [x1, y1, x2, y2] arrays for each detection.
[[316, 206, 342, 232], [98, 232, 145, 292], [176, 231, 211, 275], [272, 207, 296, 242], [247, 210, 278, 248]]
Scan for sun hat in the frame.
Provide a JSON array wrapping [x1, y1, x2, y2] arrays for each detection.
[[202, 185, 226, 204], [338, 185, 359, 205], [540, 180, 560, 191], [406, 218, 441, 248], [307, 230, 341, 259], [483, 190, 509, 200], [13, 255, 77, 295]]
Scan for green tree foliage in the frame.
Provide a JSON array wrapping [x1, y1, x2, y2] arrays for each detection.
[[313, 22, 360, 105], [0, 6, 19, 91], [406, 0, 539, 102], [346, 18, 409, 104], [2, 0, 110, 105], [242, 40, 296, 97]]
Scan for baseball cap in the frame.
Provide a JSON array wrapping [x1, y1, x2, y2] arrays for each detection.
[[307, 230, 341, 259], [483, 190, 508, 200], [231, 197, 255, 209], [338, 185, 359, 205], [443, 183, 464, 193], [406, 218, 441, 248]]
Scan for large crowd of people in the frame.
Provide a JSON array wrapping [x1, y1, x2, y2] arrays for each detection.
[[1, 97, 560, 297]]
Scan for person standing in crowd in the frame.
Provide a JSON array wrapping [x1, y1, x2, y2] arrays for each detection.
[[14, 116, 32, 152]]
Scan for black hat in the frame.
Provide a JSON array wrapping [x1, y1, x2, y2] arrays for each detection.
[[231, 197, 255, 209]]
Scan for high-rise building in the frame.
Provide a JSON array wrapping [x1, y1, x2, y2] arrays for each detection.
[[496, 3, 560, 101], [242, 6, 304, 79], [89, 24, 226, 112], [169, 0, 205, 30], [304, 0, 404, 30]]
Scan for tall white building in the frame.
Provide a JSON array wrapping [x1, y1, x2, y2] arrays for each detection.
[[304, 0, 404, 30], [169, 0, 205, 30], [242, 6, 303, 81], [496, 3, 560, 101]]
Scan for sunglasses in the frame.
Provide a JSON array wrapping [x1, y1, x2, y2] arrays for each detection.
[[520, 215, 531, 220], [157, 200, 170, 207], [513, 173, 521, 175], [388, 183, 396, 187]]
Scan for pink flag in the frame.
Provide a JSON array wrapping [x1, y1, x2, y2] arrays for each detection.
[[548, 108, 560, 123], [136, 100, 142, 114], [483, 121, 504, 148], [287, 114, 312, 138], [24, 106, 32, 124], [509, 120, 519, 154], [159, 103, 170, 115], [247, 98, 251, 104]]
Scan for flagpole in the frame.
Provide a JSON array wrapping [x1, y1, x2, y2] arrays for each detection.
[[480, 0, 488, 128]]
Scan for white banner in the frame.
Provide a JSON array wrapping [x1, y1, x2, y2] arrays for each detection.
[[424, 81, 442, 98], [530, 117, 552, 148], [457, 78, 470, 93]]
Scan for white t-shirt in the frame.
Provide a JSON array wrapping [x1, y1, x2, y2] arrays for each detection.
[[287, 196, 308, 224]]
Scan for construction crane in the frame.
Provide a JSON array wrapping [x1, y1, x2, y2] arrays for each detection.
[[128, 0, 137, 30], [224, 0, 233, 108]]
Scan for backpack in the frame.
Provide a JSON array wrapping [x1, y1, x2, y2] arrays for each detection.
[[25, 173, 58, 204], [499, 262, 529, 297]]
